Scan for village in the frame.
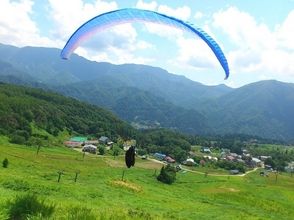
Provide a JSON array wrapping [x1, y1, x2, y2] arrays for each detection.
[[64, 136, 294, 176]]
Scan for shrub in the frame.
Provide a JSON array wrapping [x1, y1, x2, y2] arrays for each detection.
[[2, 158, 8, 168], [6, 194, 55, 220], [10, 134, 26, 145], [98, 145, 105, 155], [157, 164, 176, 184]]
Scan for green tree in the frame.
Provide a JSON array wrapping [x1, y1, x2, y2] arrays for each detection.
[[137, 148, 147, 156], [2, 158, 8, 168], [10, 134, 26, 145], [112, 145, 120, 158], [98, 145, 105, 155], [157, 164, 176, 184]]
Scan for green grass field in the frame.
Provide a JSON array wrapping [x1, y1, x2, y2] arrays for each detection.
[[0, 137, 293, 219]]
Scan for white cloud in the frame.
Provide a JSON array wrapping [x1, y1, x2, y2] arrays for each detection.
[[158, 5, 191, 21], [212, 7, 294, 79], [48, 0, 156, 64], [135, 2, 193, 40], [175, 37, 220, 71], [135, 0, 157, 11], [48, 0, 118, 40], [135, 1, 192, 21], [78, 43, 155, 65], [142, 22, 184, 39], [194, 11, 203, 20], [0, 0, 54, 47], [276, 10, 294, 50], [133, 2, 222, 76]]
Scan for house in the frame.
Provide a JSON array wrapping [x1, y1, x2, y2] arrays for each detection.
[[243, 153, 251, 158], [251, 157, 262, 167], [242, 149, 248, 154], [82, 144, 97, 154], [220, 152, 227, 159], [64, 136, 88, 148], [226, 155, 235, 161], [182, 158, 196, 166], [141, 155, 148, 160], [259, 156, 271, 161], [99, 136, 110, 144], [64, 141, 83, 148], [203, 155, 218, 161], [264, 165, 273, 170], [107, 141, 114, 146], [236, 158, 245, 164], [201, 147, 211, 154], [285, 162, 294, 173], [70, 136, 87, 142], [154, 153, 166, 160], [84, 140, 99, 145], [165, 156, 176, 163], [230, 153, 239, 158], [221, 148, 230, 154], [230, 169, 239, 175]]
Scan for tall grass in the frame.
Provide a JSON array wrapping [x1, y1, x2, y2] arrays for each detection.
[[6, 193, 55, 220]]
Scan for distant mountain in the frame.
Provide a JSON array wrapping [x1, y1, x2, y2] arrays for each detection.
[[1, 43, 294, 141], [0, 43, 232, 107], [0, 44, 215, 134], [55, 82, 209, 134], [207, 80, 294, 140], [0, 60, 34, 83]]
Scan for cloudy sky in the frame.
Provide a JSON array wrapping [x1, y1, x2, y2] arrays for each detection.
[[0, 0, 293, 87]]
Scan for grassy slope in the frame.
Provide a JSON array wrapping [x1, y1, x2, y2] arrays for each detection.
[[0, 138, 293, 219]]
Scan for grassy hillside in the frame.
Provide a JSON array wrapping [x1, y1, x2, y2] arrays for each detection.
[[0, 138, 293, 219]]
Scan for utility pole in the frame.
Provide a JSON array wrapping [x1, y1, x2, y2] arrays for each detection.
[[74, 171, 80, 182], [57, 170, 64, 183]]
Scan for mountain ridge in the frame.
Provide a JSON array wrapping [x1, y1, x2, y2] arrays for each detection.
[[1, 43, 294, 141]]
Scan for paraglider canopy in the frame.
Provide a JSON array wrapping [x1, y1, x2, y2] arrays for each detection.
[[61, 8, 229, 79]]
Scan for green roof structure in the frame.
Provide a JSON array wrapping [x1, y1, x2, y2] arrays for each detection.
[[70, 136, 87, 142]]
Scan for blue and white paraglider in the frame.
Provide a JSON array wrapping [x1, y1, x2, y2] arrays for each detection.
[[61, 8, 230, 79]]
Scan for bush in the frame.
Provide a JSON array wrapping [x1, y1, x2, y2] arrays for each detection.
[[10, 134, 26, 145], [112, 145, 121, 157], [157, 164, 176, 184], [2, 158, 8, 168], [98, 145, 105, 155], [137, 148, 147, 156], [6, 194, 55, 220]]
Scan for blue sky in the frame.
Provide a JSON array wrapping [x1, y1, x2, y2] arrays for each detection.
[[0, 0, 293, 87]]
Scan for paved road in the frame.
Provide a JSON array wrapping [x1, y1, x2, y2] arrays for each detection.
[[147, 158, 259, 177]]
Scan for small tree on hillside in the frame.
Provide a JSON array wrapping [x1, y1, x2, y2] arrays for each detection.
[[98, 145, 105, 155], [112, 145, 120, 159], [3, 158, 9, 168], [157, 164, 176, 184]]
